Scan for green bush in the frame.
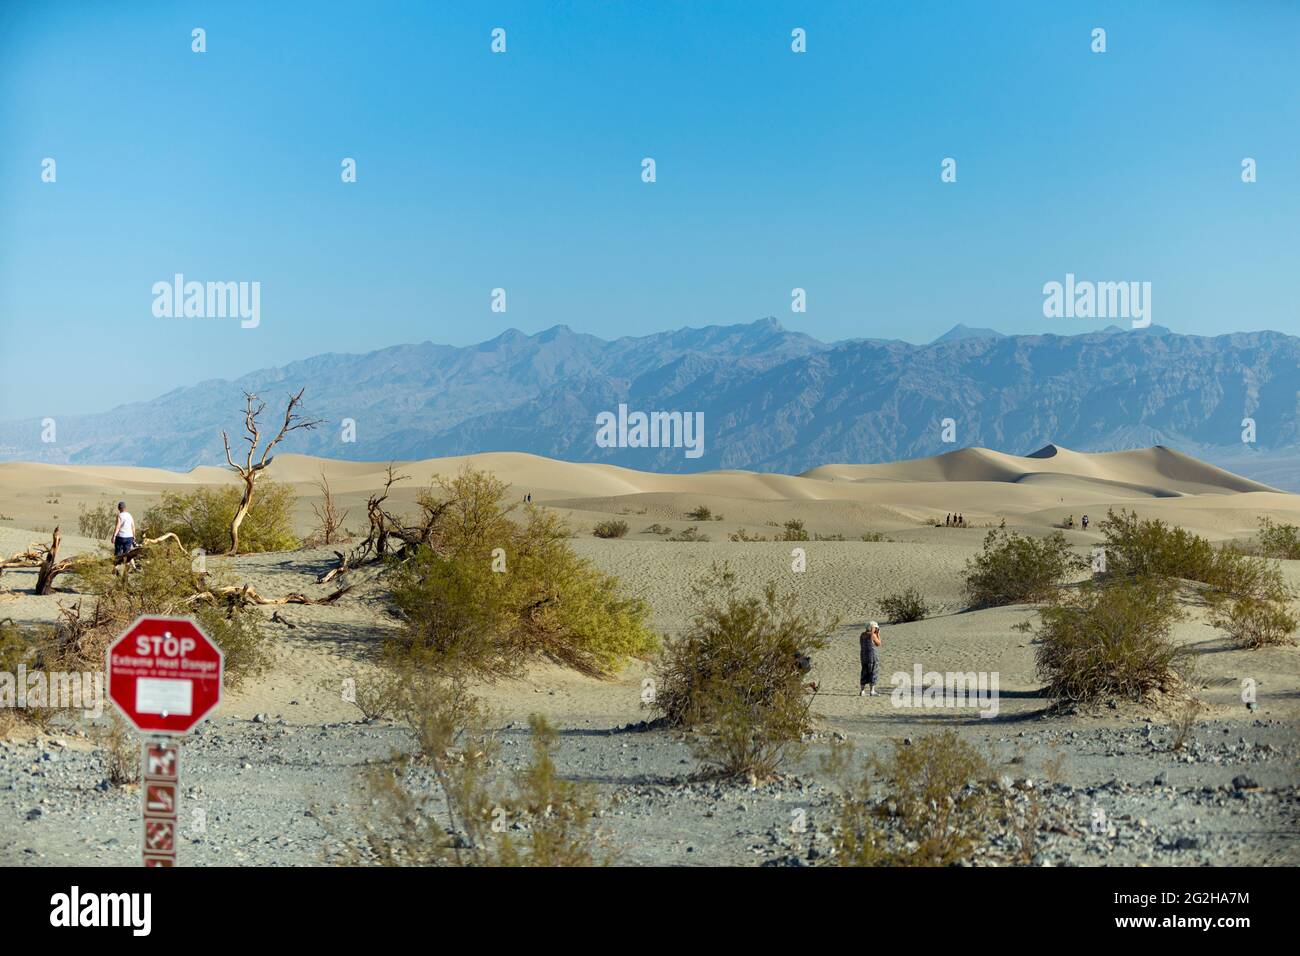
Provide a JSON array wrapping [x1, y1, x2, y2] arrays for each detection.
[[69, 547, 268, 687], [652, 565, 834, 779], [880, 587, 929, 623], [686, 505, 713, 522], [1030, 576, 1183, 703], [831, 731, 994, 866], [77, 500, 117, 539], [143, 481, 299, 554], [592, 519, 629, 539], [1256, 517, 1300, 560], [963, 528, 1083, 608], [388, 468, 655, 679], [778, 519, 809, 542]]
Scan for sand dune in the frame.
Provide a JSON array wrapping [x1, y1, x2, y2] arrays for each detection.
[[1, 446, 1296, 547]]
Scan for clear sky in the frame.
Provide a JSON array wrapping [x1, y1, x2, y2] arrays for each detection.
[[1, 1, 1297, 419]]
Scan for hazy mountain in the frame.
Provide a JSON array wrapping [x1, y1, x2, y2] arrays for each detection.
[[931, 324, 1006, 343], [1, 320, 1297, 490]]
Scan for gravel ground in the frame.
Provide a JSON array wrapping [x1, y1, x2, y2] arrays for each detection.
[[4, 713, 1297, 867]]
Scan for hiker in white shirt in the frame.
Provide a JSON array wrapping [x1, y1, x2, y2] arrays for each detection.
[[112, 501, 136, 558]]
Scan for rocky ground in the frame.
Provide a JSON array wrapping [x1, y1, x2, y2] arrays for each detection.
[[4, 711, 1297, 867]]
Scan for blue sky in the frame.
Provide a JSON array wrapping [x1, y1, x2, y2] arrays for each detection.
[[2, 0, 1297, 418]]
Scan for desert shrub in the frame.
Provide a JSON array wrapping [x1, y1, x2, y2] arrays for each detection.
[[643, 523, 672, 536], [879, 587, 929, 623], [830, 732, 994, 866], [667, 526, 709, 542], [67, 548, 268, 687], [1098, 508, 1268, 594], [1210, 594, 1298, 648], [356, 673, 602, 867], [1099, 509, 1297, 645], [861, 531, 888, 542], [729, 529, 768, 542], [143, 481, 298, 554], [345, 669, 404, 721], [1256, 517, 1300, 560], [493, 715, 603, 866], [963, 528, 1083, 608], [388, 468, 655, 678], [652, 565, 834, 779], [1030, 576, 1183, 703], [778, 519, 809, 542], [77, 500, 117, 539], [592, 519, 629, 539], [0, 620, 50, 734], [814, 533, 845, 541], [94, 714, 141, 786], [686, 505, 713, 522]]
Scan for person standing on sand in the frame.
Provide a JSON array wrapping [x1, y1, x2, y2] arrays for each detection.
[[859, 621, 881, 697], [111, 500, 136, 558], [1082, 514, 1089, 531]]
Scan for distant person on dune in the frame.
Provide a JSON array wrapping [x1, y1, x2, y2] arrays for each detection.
[[1081, 514, 1089, 531], [111, 501, 135, 558], [859, 621, 881, 697]]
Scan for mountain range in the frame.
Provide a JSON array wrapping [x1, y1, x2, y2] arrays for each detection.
[[1, 319, 1297, 489]]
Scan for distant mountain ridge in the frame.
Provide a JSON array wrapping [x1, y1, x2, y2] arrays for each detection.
[[0, 319, 1297, 490]]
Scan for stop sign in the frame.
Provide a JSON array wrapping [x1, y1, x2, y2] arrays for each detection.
[[107, 616, 224, 735]]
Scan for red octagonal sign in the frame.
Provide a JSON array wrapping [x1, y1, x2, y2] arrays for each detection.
[[107, 616, 224, 735]]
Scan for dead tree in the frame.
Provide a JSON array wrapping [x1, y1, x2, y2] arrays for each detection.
[[314, 463, 451, 584], [221, 388, 323, 556], [310, 472, 349, 545]]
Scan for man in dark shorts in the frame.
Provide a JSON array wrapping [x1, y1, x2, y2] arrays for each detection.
[[111, 500, 136, 559], [859, 621, 880, 697]]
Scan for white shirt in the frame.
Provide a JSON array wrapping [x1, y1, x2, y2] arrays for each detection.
[[115, 511, 136, 539]]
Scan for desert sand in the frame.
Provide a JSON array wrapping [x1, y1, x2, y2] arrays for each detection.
[[2, 444, 1298, 866]]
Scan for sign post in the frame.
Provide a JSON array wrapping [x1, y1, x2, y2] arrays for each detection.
[[106, 615, 223, 867]]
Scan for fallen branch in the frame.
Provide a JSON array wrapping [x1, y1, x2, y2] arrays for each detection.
[[187, 584, 353, 608]]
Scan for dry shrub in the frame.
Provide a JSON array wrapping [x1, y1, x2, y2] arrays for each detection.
[[356, 669, 602, 866], [309, 473, 350, 546], [1210, 594, 1297, 648], [94, 713, 141, 785], [667, 526, 709, 542], [830, 731, 994, 866], [143, 481, 298, 554], [0, 619, 55, 734], [1030, 576, 1183, 703], [963, 528, 1083, 608], [652, 564, 834, 779], [880, 586, 929, 623], [592, 520, 629, 539], [778, 519, 809, 542]]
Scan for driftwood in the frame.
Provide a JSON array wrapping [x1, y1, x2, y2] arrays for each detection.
[[188, 583, 352, 608], [315, 463, 448, 583], [113, 532, 186, 566]]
